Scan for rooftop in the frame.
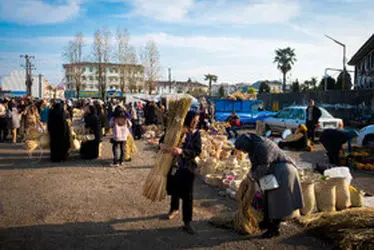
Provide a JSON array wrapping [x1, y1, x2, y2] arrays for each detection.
[[63, 62, 144, 69], [348, 34, 374, 65]]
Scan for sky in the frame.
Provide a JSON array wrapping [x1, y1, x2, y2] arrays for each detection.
[[0, 0, 373, 86]]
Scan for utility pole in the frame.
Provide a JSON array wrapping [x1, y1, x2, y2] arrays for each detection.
[[38, 73, 43, 98], [20, 54, 35, 96], [168, 68, 171, 94], [325, 35, 346, 90]]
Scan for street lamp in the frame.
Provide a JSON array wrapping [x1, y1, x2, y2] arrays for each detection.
[[325, 35, 346, 90]]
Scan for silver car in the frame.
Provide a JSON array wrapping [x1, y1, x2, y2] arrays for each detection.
[[264, 106, 344, 133]]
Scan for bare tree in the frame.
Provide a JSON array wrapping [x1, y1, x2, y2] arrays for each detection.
[[92, 28, 112, 100], [141, 40, 161, 94], [116, 28, 130, 98], [63, 32, 85, 99]]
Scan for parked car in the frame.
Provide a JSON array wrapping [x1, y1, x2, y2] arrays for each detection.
[[357, 125, 374, 147], [214, 99, 275, 124], [263, 106, 344, 133]]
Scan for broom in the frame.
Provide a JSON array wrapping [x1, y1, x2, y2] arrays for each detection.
[[143, 97, 192, 202]]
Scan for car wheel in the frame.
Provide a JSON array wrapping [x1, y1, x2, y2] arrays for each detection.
[[363, 134, 374, 147]]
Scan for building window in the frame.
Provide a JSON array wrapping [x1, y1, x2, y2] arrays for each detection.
[[82, 76, 87, 81], [89, 76, 94, 81], [89, 67, 93, 72]]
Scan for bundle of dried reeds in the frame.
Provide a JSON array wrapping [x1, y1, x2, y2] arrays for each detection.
[[142, 97, 192, 202], [209, 177, 261, 235], [297, 208, 374, 250]]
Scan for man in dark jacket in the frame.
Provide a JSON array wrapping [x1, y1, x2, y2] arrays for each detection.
[[305, 99, 322, 142]]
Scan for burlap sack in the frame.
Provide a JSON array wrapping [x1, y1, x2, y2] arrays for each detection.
[[300, 182, 316, 215], [315, 180, 336, 212], [328, 177, 351, 210], [350, 186, 364, 207]]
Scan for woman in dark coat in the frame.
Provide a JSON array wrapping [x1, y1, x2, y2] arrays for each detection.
[[80, 105, 101, 159], [162, 111, 202, 234], [48, 102, 70, 162], [235, 133, 303, 238]]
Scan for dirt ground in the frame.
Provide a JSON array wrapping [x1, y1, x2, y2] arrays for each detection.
[[0, 133, 372, 249]]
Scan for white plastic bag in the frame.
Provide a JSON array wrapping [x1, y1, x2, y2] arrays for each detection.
[[324, 167, 352, 185]]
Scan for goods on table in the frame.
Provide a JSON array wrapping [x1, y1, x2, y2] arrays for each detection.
[[210, 122, 230, 135], [300, 181, 316, 215], [143, 98, 192, 202], [328, 177, 351, 210], [297, 208, 374, 250], [315, 180, 336, 212], [349, 186, 364, 207], [142, 125, 163, 139], [349, 147, 374, 171]]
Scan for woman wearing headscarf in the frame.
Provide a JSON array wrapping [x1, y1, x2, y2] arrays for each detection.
[[235, 133, 303, 238], [80, 105, 101, 159], [278, 124, 312, 151], [162, 111, 202, 234], [48, 102, 70, 162]]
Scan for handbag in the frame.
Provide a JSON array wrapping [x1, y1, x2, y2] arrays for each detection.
[[259, 174, 279, 191]]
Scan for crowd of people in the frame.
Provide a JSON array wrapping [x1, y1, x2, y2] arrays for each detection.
[[1, 95, 356, 237]]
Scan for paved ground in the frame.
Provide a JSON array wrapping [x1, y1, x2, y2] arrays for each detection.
[[0, 132, 371, 250]]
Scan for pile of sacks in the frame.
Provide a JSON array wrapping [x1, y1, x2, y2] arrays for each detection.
[[298, 167, 364, 216]]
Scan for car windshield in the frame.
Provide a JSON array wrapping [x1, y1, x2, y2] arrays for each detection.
[[320, 108, 333, 118]]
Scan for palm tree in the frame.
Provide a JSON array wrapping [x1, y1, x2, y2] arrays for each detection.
[[204, 74, 218, 97], [273, 47, 297, 92]]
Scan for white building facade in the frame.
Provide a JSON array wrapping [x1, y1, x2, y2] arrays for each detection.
[[0, 70, 44, 98], [156, 81, 208, 95], [63, 62, 144, 98]]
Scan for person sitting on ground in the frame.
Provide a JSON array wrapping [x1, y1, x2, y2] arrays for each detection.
[[278, 125, 312, 151], [319, 128, 359, 166], [225, 111, 240, 139]]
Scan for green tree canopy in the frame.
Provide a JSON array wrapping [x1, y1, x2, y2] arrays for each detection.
[[336, 70, 353, 90], [259, 82, 271, 94], [204, 74, 218, 97], [218, 86, 225, 98], [319, 76, 336, 90], [273, 47, 297, 92], [291, 79, 300, 93], [247, 88, 256, 94]]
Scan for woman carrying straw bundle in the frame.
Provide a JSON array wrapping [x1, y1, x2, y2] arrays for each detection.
[[235, 133, 303, 238], [161, 111, 202, 234]]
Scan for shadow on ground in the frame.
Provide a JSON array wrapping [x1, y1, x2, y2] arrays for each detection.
[[0, 218, 250, 250]]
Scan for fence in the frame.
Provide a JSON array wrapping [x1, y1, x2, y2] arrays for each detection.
[[258, 89, 374, 122]]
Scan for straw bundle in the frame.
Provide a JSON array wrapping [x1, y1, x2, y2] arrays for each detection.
[[142, 98, 192, 202], [233, 177, 261, 234], [297, 208, 374, 250], [125, 133, 138, 160], [210, 177, 261, 234], [350, 186, 364, 207]]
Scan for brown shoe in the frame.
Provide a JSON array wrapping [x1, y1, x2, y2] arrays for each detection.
[[167, 210, 179, 220]]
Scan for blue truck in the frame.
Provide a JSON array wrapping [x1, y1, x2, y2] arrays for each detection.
[[213, 99, 275, 124]]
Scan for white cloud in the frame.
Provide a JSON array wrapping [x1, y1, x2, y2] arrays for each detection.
[[123, 0, 194, 22], [0, 0, 80, 25], [122, 0, 300, 25]]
